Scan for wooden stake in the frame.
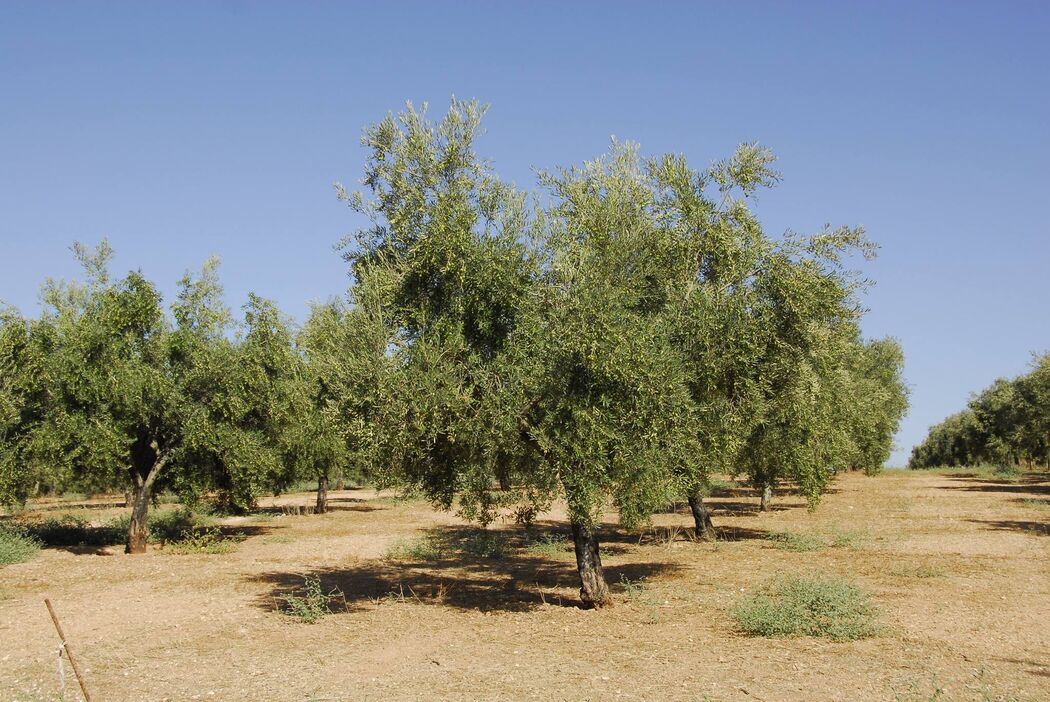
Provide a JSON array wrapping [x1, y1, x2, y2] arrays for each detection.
[[44, 599, 93, 702]]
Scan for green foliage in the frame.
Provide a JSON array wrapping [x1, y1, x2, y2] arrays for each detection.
[[165, 528, 236, 555], [282, 576, 342, 624], [828, 528, 869, 549], [0, 523, 40, 565], [384, 535, 448, 561], [458, 530, 509, 559], [522, 532, 569, 558], [618, 573, 648, 599], [148, 508, 198, 542], [767, 530, 824, 552], [910, 352, 1050, 470], [0, 245, 311, 549], [733, 575, 879, 641]]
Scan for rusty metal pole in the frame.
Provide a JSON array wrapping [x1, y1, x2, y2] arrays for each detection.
[[44, 599, 93, 702]]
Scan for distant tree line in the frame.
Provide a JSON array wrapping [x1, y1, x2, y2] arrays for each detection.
[[909, 354, 1050, 470], [0, 100, 908, 606]]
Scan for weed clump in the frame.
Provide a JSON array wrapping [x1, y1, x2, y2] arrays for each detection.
[[767, 530, 823, 552], [385, 535, 447, 561], [165, 528, 236, 555], [733, 575, 878, 641], [522, 533, 569, 558], [282, 576, 344, 623], [829, 528, 869, 549], [0, 523, 41, 565]]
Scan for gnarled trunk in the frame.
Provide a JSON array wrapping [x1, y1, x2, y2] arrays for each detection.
[[760, 483, 773, 512], [316, 476, 329, 514], [125, 442, 167, 554], [687, 492, 715, 540], [571, 521, 610, 608], [126, 481, 152, 554]]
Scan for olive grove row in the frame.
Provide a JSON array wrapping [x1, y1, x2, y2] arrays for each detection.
[[0, 100, 908, 606], [909, 353, 1049, 470]]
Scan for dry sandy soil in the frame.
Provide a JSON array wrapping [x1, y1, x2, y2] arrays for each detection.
[[2, 469, 1048, 701]]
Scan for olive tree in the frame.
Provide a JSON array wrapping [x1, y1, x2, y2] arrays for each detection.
[[24, 242, 184, 552], [6, 245, 299, 551], [293, 299, 391, 513]]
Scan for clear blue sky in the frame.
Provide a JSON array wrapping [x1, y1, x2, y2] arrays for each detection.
[[1, 1, 1048, 465]]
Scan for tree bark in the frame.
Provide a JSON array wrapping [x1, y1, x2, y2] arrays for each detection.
[[316, 476, 329, 514], [687, 492, 715, 540], [760, 483, 773, 512], [125, 444, 166, 554], [571, 521, 610, 608], [497, 472, 511, 491], [126, 480, 152, 554]]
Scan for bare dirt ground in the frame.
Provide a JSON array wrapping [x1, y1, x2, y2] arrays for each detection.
[[2, 470, 1048, 701]]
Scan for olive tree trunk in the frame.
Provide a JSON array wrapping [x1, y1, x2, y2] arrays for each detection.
[[316, 476, 329, 514], [760, 483, 773, 512], [571, 521, 610, 608], [126, 481, 152, 554], [687, 492, 715, 540], [125, 442, 167, 554]]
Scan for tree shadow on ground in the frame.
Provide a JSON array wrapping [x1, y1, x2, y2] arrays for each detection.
[[661, 501, 793, 517], [994, 657, 1050, 678], [939, 473, 1050, 496], [251, 523, 685, 614], [1011, 497, 1050, 507], [966, 519, 1050, 537]]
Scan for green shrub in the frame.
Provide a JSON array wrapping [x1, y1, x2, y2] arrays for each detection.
[[149, 509, 197, 542], [619, 574, 647, 599], [733, 575, 878, 641], [0, 523, 41, 565], [385, 535, 447, 561], [767, 531, 823, 552], [165, 528, 236, 555], [522, 533, 569, 559], [459, 530, 508, 559], [282, 576, 342, 623], [829, 528, 869, 549]]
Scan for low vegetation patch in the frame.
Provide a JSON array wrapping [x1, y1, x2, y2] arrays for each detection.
[[385, 535, 448, 561], [20, 513, 123, 547], [829, 528, 870, 549], [0, 523, 41, 565], [522, 532, 570, 558], [280, 576, 346, 623], [888, 562, 945, 579], [733, 575, 879, 641], [165, 528, 237, 555], [458, 530, 509, 559], [767, 530, 823, 552]]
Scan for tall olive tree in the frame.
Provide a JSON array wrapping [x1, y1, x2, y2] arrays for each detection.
[[24, 242, 184, 552], [0, 307, 49, 505], [336, 98, 535, 523], [504, 142, 703, 605], [736, 228, 877, 511], [7, 245, 299, 551], [292, 299, 390, 513]]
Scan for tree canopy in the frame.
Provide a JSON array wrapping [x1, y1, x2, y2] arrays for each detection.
[[910, 353, 1049, 470], [0, 98, 909, 605]]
